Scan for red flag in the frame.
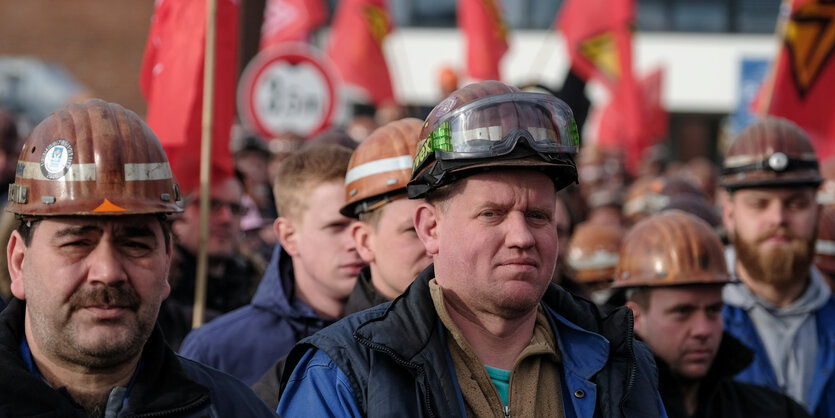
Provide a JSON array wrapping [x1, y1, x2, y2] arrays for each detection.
[[327, 0, 395, 106], [758, 0, 835, 161], [458, 0, 509, 81], [557, 0, 635, 92], [259, 0, 328, 50], [597, 68, 667, 175], [140, 0, 238, 193]]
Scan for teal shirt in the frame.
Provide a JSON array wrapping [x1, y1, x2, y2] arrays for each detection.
[[484, 365, 511, 406]]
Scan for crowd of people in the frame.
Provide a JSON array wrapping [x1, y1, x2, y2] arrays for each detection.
[[0, 78, 832, 418]]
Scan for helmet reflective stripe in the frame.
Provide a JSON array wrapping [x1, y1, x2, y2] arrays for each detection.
[[17, 161, 97, 181], [724, 152, 818, 168], [816, 239, 835, 256], [568, 250, 619, 270], [345, 155, 412, 186], [124, 162, 175, 181], [16, 161, 174, 182]]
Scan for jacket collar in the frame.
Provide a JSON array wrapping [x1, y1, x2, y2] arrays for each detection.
[[345, 266, 390, 315], [354, 264, 610, 380], [250, 243, 320, 319], [0, 298, 210, 416]]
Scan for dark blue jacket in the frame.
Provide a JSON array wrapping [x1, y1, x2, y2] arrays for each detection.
[[0, 298, 276, 417], [723, 299, 835, 418], [278, 265, 667, 417], [179, 244, 334, 385]]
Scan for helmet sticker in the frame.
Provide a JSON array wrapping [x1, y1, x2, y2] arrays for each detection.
[[434, 97, 458, 117], [40, 139, 74, 180]]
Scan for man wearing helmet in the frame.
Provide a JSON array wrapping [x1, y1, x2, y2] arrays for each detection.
[[617, 211, 809, 418], [0, 100, 275, 417], [719, 117, 835, 417], [277, 81, 666, 417], [339, 117, 433, 305], [251, 118, 434, 409]]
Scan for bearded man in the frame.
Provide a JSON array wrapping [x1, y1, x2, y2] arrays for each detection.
[[719, 117, 835, 418]]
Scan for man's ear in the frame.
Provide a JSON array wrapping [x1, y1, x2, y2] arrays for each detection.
[[8, 230, 27, 300], [351, 222, 375, 263], [415, 203, 440, 256], [275, 217, 299, 257], [625, 300, 644, 336], [720, 191, 735, 238], [161, 234, 173, 300]]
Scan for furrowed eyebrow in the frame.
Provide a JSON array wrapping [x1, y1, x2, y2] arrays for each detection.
[[116, 225, 158, 240], [52, 225, 102, 240]]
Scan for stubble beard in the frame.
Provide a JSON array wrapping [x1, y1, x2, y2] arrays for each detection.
[[734, 227, 815, 289], [31, 284, 156, 370]]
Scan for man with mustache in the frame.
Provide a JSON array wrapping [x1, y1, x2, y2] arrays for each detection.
[[720, 117, 835, 417], [0, 100, 276, 417], [616, 211, 809, 418]]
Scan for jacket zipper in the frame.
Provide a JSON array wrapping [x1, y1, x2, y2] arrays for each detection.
[[355, 334, 436, 418], [624, 310, 637, 401], [503, 405, 510, 418]]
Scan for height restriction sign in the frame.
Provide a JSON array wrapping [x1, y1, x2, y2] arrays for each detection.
[[238, 43, 339, 138]]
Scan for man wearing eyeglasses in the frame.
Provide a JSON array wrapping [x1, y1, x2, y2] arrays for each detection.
[[276, 81, 666, 417], [157, 174, 265, 351]]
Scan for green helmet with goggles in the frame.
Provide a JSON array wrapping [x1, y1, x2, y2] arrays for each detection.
[[407, 81, 579, 199]]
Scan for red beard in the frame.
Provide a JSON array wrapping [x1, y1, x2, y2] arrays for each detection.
[[734, 226, 815, 288]]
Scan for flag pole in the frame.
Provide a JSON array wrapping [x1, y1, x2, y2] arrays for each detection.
[[193, 0, 218, 329]]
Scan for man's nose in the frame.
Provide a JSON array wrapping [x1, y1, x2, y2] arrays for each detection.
[[505, 213, 536, 249], [763, 201, 789, 227], [86, 241, 128, 285]]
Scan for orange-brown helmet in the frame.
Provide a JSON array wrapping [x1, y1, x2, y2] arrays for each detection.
[[613, 210, 730, 288], [720, 117, 821, 191], [407, 81, 578, 198], [566, 222, 623, 283], [340, 117, 423, 218], [7, 99, 182, 216], [815, 206, 835, 274], [816, 157, 835, 206]]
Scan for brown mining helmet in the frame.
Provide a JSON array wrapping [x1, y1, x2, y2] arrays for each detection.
[[815, 206, 835, 275], [720, 116, 822, 191], [407, 80, 578, 199], [566, 221, 623, 283], [340, 117, 423, 218], [613, 210, 730, 288], [816, 158, 835, 206], [6, 99, 182, 216]]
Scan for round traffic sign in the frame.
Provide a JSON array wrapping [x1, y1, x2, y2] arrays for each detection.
[[238, 43, 339, 138]]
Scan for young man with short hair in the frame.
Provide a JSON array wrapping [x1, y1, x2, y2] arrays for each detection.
[[179, 144, 364, 385]]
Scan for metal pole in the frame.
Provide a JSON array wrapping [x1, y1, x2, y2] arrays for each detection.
[[193, 0, 218, 329]]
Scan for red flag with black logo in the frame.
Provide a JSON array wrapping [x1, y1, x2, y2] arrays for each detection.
[[597, 68, 667, 175], [758, 0, 835, 161], [259, 0, 328, 50], [557, 0, 635, 92], [139, 0, 238, 193], [327, 0, 395, 106], [458, 0, 509, 81]]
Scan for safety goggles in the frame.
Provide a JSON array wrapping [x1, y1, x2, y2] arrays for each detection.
[[413, 92, 579, 174]]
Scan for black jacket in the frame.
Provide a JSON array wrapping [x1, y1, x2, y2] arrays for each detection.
[[279, 265, 664, 417], [0, 298, 277, 417], [657, 331, 810, 418], [253, 266, 389, 409]]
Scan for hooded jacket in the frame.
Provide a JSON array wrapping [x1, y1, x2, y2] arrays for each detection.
[[657, 331, 810, 418], [723, 248, 835, 418], [179, 244, 334, 385], [252, 266, 387, 409], [0, 299, 276, 417], [278, 265, 667, 417]]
